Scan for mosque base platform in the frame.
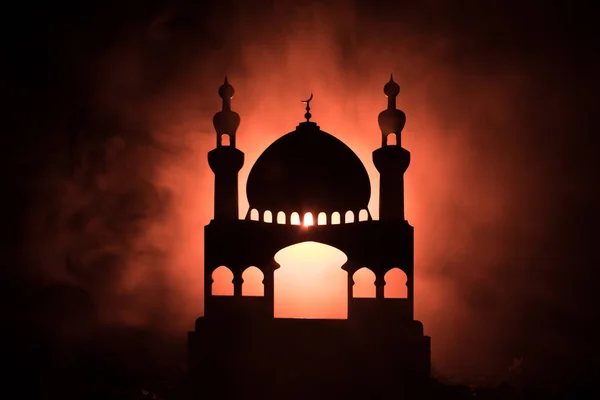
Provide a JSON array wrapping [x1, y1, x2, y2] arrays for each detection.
[[188, 317, 431, 400]]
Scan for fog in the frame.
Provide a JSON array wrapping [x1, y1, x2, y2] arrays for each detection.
[[8, 0, 598, 387]]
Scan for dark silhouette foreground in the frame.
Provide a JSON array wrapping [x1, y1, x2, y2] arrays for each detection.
[[189, 77, 428, 399]]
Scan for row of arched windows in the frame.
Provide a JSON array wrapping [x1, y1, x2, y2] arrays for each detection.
[[211, 266, 264, 296], [248, 210, 370, 225], [211, 266, 407, 298]]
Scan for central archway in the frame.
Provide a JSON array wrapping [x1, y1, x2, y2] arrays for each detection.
[[274, 241, 348, 319]]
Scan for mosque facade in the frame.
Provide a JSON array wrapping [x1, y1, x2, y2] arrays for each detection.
[[188, 77, 430, 399]]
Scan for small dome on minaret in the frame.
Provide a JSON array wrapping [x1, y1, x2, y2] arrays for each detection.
[[383, 74, 400, 97]]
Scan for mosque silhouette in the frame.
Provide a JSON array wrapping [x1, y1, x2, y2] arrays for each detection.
[[188, 77, 430, 399]]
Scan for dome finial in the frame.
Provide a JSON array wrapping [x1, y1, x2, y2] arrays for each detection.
[[301, 93, 313, 122]]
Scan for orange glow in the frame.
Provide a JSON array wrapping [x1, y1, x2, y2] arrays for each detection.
[[352, 267, 377, 298], [115, 4, 535, 377], [384, 268, 408, 298], [221, 134, 231, 146], [242, 266, 264, 296], [303, 212, 314, 226], [274, 241, 348, 319], [212, 266, 233, 296], [19, 0, 562, 382], [386, 133, 397, 146]]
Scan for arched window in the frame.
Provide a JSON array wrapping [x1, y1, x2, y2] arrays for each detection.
[[277, 211, 286, 224], [317, 212, 327, 225], [360, 209, 369, 221], [331, 212, 341, 225], [303, 212, 314, 226], [345, 211, 355, 223], [242, 266, 264, 296], [212, 266, 234, 296], [264, 210, 273, 223], [290, 212, 300, 225], [221, 134, 231, 146], [249, 209, 259, 221], [384, 268, 408, 298], [352, 268, 376, 298], [386, 133, 397, 146]]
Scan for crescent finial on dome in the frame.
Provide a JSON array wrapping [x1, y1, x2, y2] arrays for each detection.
[[301, 93, 313, 122]]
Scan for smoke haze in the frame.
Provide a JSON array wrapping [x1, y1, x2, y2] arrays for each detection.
[[5, 0, 599, 389]]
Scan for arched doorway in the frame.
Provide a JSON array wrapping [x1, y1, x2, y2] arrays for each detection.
[[274, 241, 348, 319]]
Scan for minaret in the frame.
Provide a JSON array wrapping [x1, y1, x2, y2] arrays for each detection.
[[373, 75, 411, 221], [208, 77, 244, 220]]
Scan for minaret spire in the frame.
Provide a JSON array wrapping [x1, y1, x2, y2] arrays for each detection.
[[213, 76, 241, 147], [377, 74, 406, 147]]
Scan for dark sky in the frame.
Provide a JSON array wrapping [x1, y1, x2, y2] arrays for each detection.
[[3, 0, 600, 395]]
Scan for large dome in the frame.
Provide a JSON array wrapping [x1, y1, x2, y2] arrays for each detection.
[[246, 122, 371, 215]]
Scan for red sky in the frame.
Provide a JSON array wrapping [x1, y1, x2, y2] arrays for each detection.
[[18, 0, 598, 385]]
